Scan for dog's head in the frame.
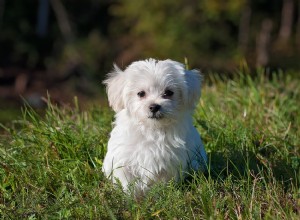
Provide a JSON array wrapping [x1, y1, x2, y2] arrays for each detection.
[[103, 59, 202, 125]]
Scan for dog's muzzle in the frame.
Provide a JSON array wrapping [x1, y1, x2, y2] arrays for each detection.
[[148, 104, 163, 119]]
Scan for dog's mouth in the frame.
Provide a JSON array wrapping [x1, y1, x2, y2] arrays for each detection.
[[148, 113, 163, 120]]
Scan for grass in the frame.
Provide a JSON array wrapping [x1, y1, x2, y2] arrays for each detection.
[[0, 70, 299, 219]]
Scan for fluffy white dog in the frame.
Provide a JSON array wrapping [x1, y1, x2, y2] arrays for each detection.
[[102, 59, 207, 195]]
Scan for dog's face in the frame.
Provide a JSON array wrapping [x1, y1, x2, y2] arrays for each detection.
[[104, 59, 202, 125]]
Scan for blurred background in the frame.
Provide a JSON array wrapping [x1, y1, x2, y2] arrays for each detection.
[[0, 0, 299, 122]]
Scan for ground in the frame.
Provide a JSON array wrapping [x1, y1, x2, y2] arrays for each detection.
[[0, 70, 299, 219]]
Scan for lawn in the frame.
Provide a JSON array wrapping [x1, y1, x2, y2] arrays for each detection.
[[0, 70, 299, 219]]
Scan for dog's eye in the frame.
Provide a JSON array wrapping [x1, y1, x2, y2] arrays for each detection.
[[163, 89, 174, 98], [137, 91, 146, 98]]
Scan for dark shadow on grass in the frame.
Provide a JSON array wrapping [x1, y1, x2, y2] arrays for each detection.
[[196, 119, 298, 189]]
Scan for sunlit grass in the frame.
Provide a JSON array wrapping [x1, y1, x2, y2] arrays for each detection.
[[0, 71, 299, 219]]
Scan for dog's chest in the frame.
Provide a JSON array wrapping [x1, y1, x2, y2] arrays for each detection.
[[109, 121, 190, 178], [126, 132, 188, 177]]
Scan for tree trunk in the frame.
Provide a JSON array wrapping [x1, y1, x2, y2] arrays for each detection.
[[50, 0, 74, 42], [36, 0, 50, 37], [238, 4, 251, 54], [0, 0, 5, 29], [278, 0, 294, 43], [256, 19, 273, 67], [296, 0, 300, 48], [50, 0, 83, 78]]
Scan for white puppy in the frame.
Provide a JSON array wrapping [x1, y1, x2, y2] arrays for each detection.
[[102, 59, 207, 195]]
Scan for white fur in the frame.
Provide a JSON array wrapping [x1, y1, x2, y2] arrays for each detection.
[[102, 59, 207, 195]]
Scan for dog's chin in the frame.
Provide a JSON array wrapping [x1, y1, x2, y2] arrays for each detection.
[[145, 113, 177, 127]]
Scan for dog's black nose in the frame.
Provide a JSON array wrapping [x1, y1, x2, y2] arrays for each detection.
[[149, 104, 161, 113]]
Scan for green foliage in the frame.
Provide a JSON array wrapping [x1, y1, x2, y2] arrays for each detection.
[[0, 72, 299, 218], [112, 0, 244, 68], [1, 0, 300, 76]]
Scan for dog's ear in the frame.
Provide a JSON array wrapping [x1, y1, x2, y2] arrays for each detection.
[[164, 59, 202, 109], [103, 64, 126, 112], [184, 69, 202, 109]]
